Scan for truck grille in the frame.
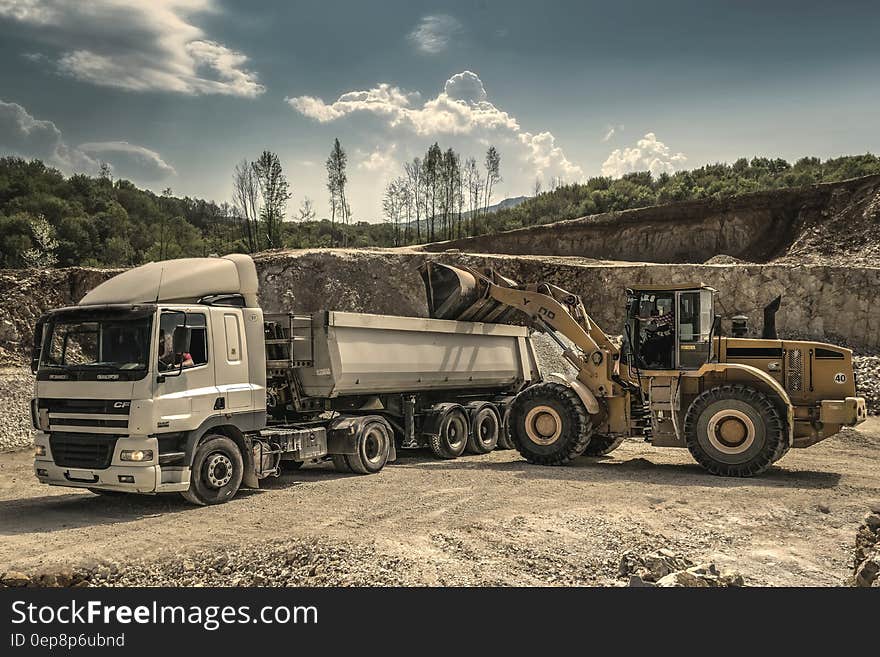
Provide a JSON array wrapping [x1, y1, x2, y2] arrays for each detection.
[[38, 398, 130, 432], [786, 349, 803, 392], [49, 433, 118, 469]]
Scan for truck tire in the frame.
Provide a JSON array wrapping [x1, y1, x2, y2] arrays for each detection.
[[331, 455, 351, 473], [496, 405, 515, 450], [428, 406, 469, 459], [683, 384, 785, 477], [465, 403, 501, 454], [181, 435, 243, 506], [582, 434, 626, 457], [345, 418, 392, 474], [509, 382, 592, 465]]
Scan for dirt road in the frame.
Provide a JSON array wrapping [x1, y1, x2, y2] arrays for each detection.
[[2, 417, 878, 587]]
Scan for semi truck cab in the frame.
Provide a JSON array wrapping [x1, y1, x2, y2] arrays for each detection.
[[32, 255, 267, 499]]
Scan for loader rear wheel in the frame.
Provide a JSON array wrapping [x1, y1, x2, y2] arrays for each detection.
[[345, 419, 392, 474], [582, 434, 626, 457], [429, 407, 469, 459], [684, 384, 785, 477], [466, 404, 501, 454], [181, 435, 243, 506], [509, 383, 592, 466]]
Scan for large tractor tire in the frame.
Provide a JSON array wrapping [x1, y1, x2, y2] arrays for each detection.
[[581, 434, 626, 457], [428, 405, 469, 459], [508, 382, 592, 465], [683, 384, 785, 477], [465, 402, 501, 454], [181, 434, 243, 505]]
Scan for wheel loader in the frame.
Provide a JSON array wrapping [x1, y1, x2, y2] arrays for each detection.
[[420, 263, 868, 476]]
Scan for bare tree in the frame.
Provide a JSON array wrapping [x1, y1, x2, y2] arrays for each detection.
[[252, 151, 291, 249], [464, 157, 482, 236], [533, 177, 543, 197], [404, 157, 422, 243], [383, 177, 409, 246], [297, 197, 316, 222], [233, 159, 260, 252]]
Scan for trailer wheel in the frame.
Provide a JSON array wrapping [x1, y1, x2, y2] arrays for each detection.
[[582, 434, 626, 457], [496, 405, 515, 450], [684, 384, 785, 477], [466, 403, 501, 454], [346, 418, 392, 474], [181, 434, 243, 506], [429, 406, 469, 459], [509, 382, 592, 465]]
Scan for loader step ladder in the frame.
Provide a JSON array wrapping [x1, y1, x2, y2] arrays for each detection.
[[264, 314, 314, 369]]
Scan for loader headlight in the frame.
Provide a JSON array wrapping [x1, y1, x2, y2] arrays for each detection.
[[34, 445, 46, 457], [120, 449, 153, 462]]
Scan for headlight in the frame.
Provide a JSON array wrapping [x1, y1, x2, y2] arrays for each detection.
[[120, 449, 153, 462], [34, 445, 46, 457]]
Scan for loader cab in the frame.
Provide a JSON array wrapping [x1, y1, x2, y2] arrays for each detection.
[[625, 284, 716, 371]]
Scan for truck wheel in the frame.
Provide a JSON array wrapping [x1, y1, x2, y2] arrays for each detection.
[[345, 418, 392, 474], [331, 455, 351, 473], [181, 435, 243, 506], [496, 405, 515, 450], [582, 434, 626, 457], [509, 382, 592, 465], [684, 384, 785, 477], [429, 406, 469, 459], [466, 404, 501, 454]]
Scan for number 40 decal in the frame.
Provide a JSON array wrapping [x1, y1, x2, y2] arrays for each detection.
[[834, 372, 847, 384]]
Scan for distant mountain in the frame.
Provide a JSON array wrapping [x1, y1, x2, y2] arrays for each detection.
[[403, 195, 530, 233]]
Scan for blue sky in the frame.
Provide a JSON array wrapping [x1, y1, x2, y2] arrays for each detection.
[[1, 0, 879, 221]]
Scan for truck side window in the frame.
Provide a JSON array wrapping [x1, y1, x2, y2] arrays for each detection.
[[158, 312, 208, 371]]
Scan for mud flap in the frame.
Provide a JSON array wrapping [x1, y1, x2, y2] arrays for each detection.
[[241, 435, 259, 489]]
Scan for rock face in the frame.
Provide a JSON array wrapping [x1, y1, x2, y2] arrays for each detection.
[[419, 174, 880, 267]]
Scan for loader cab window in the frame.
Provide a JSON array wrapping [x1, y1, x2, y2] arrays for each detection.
[[158, 312, 208, 372], [632, 292, 675, 370], [677, 290, 714, 369]]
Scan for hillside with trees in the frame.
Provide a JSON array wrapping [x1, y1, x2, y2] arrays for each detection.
[[1, 151, 879, 269]]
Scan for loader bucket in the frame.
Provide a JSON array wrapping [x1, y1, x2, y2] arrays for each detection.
[[419, 262, 518, 323]]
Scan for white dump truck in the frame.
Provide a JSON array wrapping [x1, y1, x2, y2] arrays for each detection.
[[31, 255, 540, 504]]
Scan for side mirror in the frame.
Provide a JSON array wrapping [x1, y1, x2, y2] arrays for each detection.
[[31, 319, 45, 374], [172, 325, 191, 354]]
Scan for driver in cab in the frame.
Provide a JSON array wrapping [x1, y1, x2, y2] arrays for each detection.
[[157, 328, 194, 371]]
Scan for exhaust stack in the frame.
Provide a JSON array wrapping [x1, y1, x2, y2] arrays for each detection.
[[762, 295, 782, 340]]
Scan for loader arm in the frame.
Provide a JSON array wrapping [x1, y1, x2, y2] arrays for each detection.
[[420, 263, 623, 400]]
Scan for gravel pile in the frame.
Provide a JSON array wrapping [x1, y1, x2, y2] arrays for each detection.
[[0, 367, 34, 452], [852, 507, 880, 587], [617, 548, 744, 587], [3, 538, 422, 588], [854, 355, 880, 415]]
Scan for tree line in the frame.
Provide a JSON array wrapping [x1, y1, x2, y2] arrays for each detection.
[[1, 151, 879, 269], [382, 144, 501, 247]]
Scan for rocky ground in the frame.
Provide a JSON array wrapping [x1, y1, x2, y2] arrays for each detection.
[[0, 368, 34, 452], [1, 417, 878, 587]]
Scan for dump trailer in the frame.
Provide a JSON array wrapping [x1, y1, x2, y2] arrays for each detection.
[[422, 262, 868, 477], [31, 255, 539, 505]]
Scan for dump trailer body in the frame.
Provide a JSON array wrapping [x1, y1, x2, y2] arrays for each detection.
[[286, 311, 539, 398]]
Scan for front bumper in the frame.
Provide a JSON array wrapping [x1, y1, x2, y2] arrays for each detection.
[[820, 396, 868, 427], [33, 434, 190, 493]]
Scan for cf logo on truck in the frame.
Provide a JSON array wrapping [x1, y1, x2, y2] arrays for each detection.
[[113, 401, 131, 408]]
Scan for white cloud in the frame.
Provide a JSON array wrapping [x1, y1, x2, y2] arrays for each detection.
[[408, 14, 462, 54], [287, 70, 583, 193], [601, 132, 687, 178], [357, 144, 398, 173], [601, 123, 624, 142], [78, 141, 177, 180], [0, 99, 175, 182], [0, 0, 264, 97]]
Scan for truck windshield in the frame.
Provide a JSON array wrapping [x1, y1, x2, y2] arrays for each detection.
[[41, 316, 152, 371]]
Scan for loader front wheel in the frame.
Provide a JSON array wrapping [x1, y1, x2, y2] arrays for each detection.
[[684, 384, 785, 477], [509, 383, 592, 466]]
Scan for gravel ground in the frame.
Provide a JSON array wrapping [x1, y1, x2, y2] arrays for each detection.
[[0, 367, 34, 453]]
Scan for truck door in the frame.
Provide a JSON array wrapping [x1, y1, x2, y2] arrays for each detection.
[[210, 307, 252, 410], [676, 290, 712, 369], [154, 310, 219, 431]]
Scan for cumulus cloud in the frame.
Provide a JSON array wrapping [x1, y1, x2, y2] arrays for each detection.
[[601, 132, 687, 178], [0, 0, 264, 97], [0, 99, 175, 181], [408, 14, 462, 54], [78, 141, 177, 180], [287, 70, 582, 188], [357, 144, 398, 173]]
